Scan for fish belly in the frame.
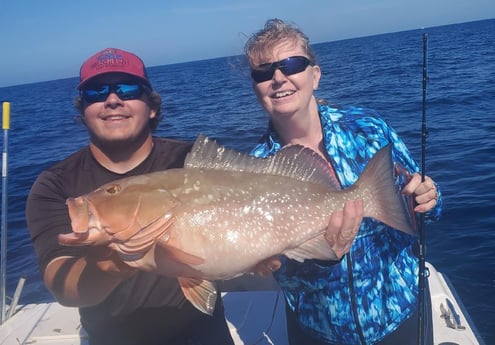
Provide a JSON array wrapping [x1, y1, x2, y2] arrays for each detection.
[[162, 171, 333, 279]]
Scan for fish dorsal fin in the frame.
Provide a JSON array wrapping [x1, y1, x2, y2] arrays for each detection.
[[185, 134, 340, 189]]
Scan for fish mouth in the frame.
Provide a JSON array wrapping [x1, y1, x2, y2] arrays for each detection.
[[65, 196, 135, 245], [66, 196, 90, 234]]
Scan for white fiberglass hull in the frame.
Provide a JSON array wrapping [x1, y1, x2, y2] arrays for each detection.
[[0, 263, 485, 345]]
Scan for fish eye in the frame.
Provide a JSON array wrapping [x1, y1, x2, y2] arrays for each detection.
[[105, 184, 121, 194]]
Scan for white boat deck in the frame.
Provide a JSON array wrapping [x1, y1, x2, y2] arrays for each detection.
[[427, 263, 485, 345], [0, 263, 485, 345]]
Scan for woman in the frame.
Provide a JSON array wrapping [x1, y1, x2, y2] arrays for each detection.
[[245, 19, 442, 345]]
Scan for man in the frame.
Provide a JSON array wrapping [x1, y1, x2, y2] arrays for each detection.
[[26, 47, 235, 345]]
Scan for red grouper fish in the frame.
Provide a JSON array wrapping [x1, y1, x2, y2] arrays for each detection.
[[59, 134, 416, 315]]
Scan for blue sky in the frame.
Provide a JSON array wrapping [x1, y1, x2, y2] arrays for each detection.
[[1, 0, 493, 87]]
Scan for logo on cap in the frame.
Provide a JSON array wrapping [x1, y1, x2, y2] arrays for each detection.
[[78, 47, 150, 89], [94, 49, 129, 71]]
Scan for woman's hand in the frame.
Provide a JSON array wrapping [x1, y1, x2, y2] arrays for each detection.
[[253, 200, 364, 275], [252, 256, 282, 276], [324, 199, 363, 259], [402, 173, 438, 213]]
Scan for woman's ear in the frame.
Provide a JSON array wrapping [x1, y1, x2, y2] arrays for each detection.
[[312, 65, 321, 90]]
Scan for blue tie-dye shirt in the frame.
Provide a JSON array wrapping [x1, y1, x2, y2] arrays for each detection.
[[250, 103, 442, 345]]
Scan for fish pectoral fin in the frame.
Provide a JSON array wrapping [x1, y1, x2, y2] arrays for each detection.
[[157, 243, 206, 266], [284, 235, 338, 262], [178, 277, 217, 316]]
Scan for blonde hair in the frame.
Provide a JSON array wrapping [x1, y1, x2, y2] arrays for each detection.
[[244, 18, 316, 66]]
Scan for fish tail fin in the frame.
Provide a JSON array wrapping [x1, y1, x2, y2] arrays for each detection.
[[358, 145, 417, 236]]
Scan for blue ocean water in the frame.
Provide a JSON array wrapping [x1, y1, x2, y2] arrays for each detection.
[[1, 18, 494, 343]]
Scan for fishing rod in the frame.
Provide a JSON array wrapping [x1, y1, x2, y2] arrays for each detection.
[[1, 101, 10, 324], [417, 32, 428, 345]]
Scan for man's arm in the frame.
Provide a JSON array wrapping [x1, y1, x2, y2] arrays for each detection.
[[43, 247, 136, 307]]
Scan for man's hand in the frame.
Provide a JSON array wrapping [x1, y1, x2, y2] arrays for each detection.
[[91, 246, 137, 277]]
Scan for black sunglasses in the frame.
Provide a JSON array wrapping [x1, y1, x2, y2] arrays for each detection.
[[250, 56, 314, 83], [81, 83, 149, 103]]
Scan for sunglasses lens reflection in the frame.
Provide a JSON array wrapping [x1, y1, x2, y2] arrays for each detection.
[[82, 84, 144, 103], [251, 56, 313, 83]]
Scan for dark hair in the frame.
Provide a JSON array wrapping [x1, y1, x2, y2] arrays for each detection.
[[73, 89, 163, 132], [244, 18, 317, 67]]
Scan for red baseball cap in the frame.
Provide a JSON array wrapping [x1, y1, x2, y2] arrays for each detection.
[[77, 48, 151, 89]]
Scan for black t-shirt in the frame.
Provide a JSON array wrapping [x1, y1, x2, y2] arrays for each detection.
[[26, 137, 235, 345]]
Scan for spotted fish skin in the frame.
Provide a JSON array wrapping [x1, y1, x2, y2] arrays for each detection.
[[59, 135, 415, 315]]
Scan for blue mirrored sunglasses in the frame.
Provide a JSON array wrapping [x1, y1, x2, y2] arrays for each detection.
[[250, 56, 314, 83], [81, 83, 149, 103]]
